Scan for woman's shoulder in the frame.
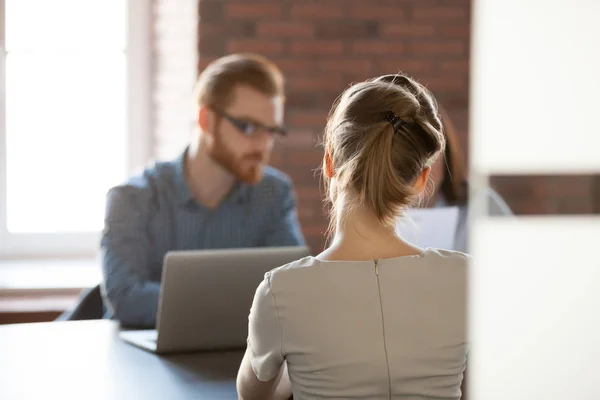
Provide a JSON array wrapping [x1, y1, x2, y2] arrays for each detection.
[[394, 248, 473, 269], [265, 256, 318, 279], [425, 247, 472, 260], [386, 248, 471, 283]]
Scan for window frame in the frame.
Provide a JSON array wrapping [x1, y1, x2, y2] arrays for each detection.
[[0, 0, 154, 259]]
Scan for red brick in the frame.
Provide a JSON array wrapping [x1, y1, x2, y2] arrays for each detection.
[[290, 3, 345, 19], [269, 150, 282, 167], [412, 6, 468, 21], [435, 93, 468, 110], [302, 225, 327, 238], [408, 41, 464, 56], [435, 0, 471, 5], [290, 91, 340, 109], [226, 39, 283, 56], [290, 40, 344, 56], [349, 4, 406, 20], [380, 23, 436, 37], [199, 22, 255, 37], [296, 186, 324, 204], [198, 37, 225, 56], [423, 77, 468, 91], [225, 3, 283, 18], [257, 22, 315, 38], [316, 22, 378, 39], [288, 76, 345, 92], [275, 59, 314, 75], [298, 205, 317, 222], [288, 151, 325, 168], [197, 57, 219, 73], [288, 110, 330, 128], [439, 60, 469, 74], [198, 0, 224, 22], [438, 24, 471, 38], [317, 59, 372, 74], [344, 74, 374, 86], [309, 238, 327, 254], [278, 129, 318, 150], [378, 60, 434, 76], [305, 91, 343, 108], [287, 92, 318, 108], [352, 41, 404, 55], [289, 165, 322, 185]]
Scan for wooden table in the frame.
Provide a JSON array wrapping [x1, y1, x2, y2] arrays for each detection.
[[0, 320, 243, 399]]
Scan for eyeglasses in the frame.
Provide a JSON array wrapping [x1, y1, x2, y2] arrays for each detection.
[[211, 107, 287, 138]]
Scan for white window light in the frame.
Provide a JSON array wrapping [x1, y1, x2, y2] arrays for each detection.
[[0, 0, 152, 258]]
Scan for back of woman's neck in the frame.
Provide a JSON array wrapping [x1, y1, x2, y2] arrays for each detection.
[[318, 213, 423, 261]]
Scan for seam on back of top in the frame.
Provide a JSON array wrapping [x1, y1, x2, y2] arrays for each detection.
[[375, 260, 393, 399]]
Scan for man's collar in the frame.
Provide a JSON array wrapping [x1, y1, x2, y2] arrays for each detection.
[[173, 147, 252, 207], [173, 149, 194, 206], [228, 180, 252, 205]]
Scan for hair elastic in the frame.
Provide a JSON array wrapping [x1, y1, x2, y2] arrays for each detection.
[[385, 111, 405, 133]]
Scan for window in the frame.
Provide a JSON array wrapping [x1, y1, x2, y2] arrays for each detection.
[[0, 0, 152, 258]]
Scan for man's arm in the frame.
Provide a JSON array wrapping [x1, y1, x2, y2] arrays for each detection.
[[260, 180, 306, 247], [100, 186, 160, 328]]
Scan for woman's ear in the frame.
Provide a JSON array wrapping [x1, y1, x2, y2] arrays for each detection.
[[414, 166, 431, 193], [324, 147, 334, 179]]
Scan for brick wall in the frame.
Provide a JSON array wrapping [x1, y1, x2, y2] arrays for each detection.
[[197, 0, 471, 253]]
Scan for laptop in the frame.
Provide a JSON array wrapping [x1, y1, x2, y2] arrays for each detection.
[[119, 246, 310, 354], [396, 206, 460, 250]]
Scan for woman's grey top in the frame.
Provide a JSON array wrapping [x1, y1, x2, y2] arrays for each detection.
[[247, 248, 469, 400], [437, 188, 513, 252]]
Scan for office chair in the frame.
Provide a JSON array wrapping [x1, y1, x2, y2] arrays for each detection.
[[56, 284, 105, 321]]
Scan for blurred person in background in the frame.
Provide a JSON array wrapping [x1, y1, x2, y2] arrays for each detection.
[[237, 73, 468, 400], [100, 53, 305, 328], [424, 104, 512, 252]]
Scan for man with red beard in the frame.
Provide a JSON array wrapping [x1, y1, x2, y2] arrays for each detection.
[[100, 54, 306, 328]]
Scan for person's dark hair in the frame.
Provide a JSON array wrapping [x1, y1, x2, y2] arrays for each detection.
[[321, 73, 446, 235], [437, 105, 468, 205]]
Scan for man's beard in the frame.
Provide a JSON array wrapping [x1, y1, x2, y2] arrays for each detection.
[[209, 135, 268, 185]]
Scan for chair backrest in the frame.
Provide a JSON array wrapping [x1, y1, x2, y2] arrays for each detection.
[[56, 284, 104, 321]]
